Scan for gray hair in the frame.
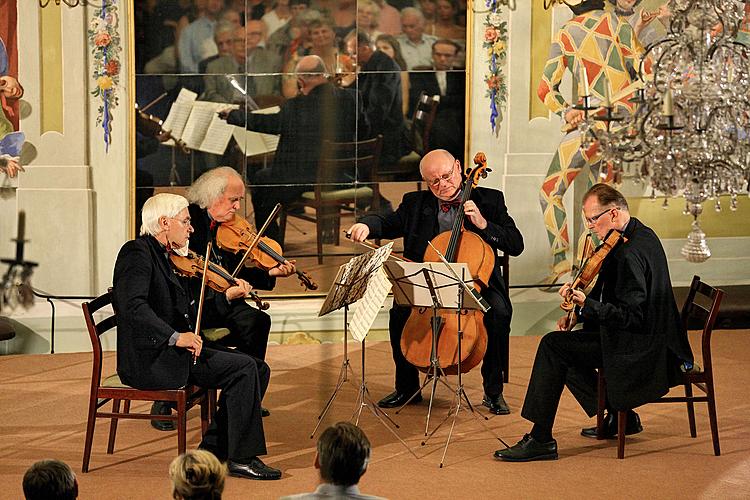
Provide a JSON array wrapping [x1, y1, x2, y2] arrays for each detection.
[[401, 7, 425, 22], [214, 20, 236, 39], [140, 193, 189, 237], [187, 166, 243, 209]]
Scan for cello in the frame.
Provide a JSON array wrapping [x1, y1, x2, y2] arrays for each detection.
[[400, 153, 495, 375]]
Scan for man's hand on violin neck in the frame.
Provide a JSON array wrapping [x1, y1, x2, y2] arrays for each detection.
[[226, 279, 252, 301], [269, 259, 297, 278], [176, 332, 203, 357]]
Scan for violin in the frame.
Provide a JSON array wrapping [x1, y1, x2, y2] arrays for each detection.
[[169, 249, 270, 310], [135, 102, 190, 154], [215, 215, 318, 291], [560, 229, 627, 328], [400, 152, 494, 375]]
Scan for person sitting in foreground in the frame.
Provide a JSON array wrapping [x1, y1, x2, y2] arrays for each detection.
[[170, 450, 227, 500]]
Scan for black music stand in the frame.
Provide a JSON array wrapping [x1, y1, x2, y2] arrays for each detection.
[[310, 244, 413, 455]]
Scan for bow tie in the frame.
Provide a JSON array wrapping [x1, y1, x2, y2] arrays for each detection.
[[209, 220, 218, 231], [440, 200, 461, 213]]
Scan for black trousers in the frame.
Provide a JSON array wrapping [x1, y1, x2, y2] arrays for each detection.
[[520, 330, 602, 431], [191, 347, 270, 463], [202, 300, 271, 361], [389, 287, 511, 397], [250, 168, 308, 244]]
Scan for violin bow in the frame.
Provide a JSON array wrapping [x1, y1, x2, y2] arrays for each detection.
[[193, 241, 212, 364], [138, 92, 168, 113], [343, 231, 410, 262], [231, 203, 282, 278]]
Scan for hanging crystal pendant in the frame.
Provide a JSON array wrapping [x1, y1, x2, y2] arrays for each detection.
[[680, 219, 712, 263]]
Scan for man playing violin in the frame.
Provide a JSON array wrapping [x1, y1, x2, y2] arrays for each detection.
[[495, 184, 694, 462], [347, 149, 524, 414], [113, 193, 281, 480]]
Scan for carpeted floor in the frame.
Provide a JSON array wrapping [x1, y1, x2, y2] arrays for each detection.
[[2, 332, 749, 499]]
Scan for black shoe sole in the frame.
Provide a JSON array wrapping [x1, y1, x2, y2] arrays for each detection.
[[151, 421, 176, 432], [494, 452, 558, 462]]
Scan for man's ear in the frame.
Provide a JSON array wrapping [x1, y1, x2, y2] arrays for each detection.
[[313, 452, 320, 470]]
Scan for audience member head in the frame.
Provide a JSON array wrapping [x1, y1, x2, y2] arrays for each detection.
[[431, 39, 459, 70], [308, 18, 337, 52], [214, 21, 236, 57], [290, 0, 310, 17], [436, 0, 459, 23], [315, 422, 371, 487], [581, 183, 631, 239], [420, 149, 462, 201], [375, 34, 407, 70], [169, 450, 226, 500], [357, 0, 381, 32], [219, 7, 241, 27], [139, 193, 191, 246], [345, 31, 375, 64], [22, 459, 78, 500], [231, 21, 267, 63], [418, 0, 438, 21], [295, 55, 329, 94], [205, 0, 226, 19], [187, 166, 245, 223], [400, 7, 426, 43]]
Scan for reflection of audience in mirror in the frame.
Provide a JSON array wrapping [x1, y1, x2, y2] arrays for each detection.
[[375, 34, 410, 116], [357, 0, 384, 41], [397, 8, 438, 70], [347, 31, 407, 171], [373, 0, 402, 35], [281, 16, 340, 98], [408, 39, 465, 161], [428, 0, 466, 42], [262, 0, 294, 37], [222, 55, 367, 243], [418, 0, 437, 28], [197, 20, 235, 74], [134, 0, 191, 74], [269, 4, 318, 73], [203, 21, 281, 103], [238, 0, 268, 23], [178, 0, 226, 74], [329, 0, 356, 38]]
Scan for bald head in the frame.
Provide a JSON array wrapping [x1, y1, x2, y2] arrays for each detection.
[[420, 149, 455, 176], [295, 55, 329, 95]]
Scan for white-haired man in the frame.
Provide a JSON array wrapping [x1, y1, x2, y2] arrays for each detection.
[[113, 193, 281, 480]]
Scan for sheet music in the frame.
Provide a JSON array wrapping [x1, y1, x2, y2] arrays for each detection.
[[162, 88, 197, 140], [232, 106, 281, 156], [349, 267, 392, 342], [199, 112, 236, 155]]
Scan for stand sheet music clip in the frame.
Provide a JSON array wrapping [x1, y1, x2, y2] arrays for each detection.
[[311, 242, 414, 456], [383, 259, 504, 467]]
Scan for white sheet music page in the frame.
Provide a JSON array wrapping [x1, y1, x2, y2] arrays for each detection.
[[162, 88, 197, 140], [199, 111, 236, 155], [232, 106, 281, 156], [181, 101, 219, 150], [349, 267, 392, 342]]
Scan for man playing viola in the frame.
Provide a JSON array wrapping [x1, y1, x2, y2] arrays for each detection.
[[347, 149, 524, 414], [495, 184, 693, 462], [113, 193, 281, 480]]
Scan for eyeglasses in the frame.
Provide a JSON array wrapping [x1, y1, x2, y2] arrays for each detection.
[[424, 163, 457, 187], [171, 217, 192, 226], [584, 207, 615, 225]]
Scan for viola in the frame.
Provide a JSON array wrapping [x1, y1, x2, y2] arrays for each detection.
[[560, 229, 627, 327], [135, 102, 190, 154], [169, 250, 270, 310], [400, 152, 494, 375], [215, 215, 318, 291]]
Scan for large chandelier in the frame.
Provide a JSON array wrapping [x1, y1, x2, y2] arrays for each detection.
[[579, 0, 750, 262]]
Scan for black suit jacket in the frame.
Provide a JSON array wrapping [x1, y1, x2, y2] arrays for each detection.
[[581, 217, 694, 410], [226, 82, 368, 183], [359, 51, 407, 163], [359, 187, 524, 311], [407, 68, 465, 118], [113, 235, 193, 390]]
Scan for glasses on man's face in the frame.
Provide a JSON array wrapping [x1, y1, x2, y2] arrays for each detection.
[[584, 207, 615, 225], [171, 217, 192, 227], [425, 163, 457, 187]]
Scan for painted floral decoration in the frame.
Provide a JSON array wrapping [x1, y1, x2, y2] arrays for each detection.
[[88, 0, 120, 151], [483, 1, 509, 135]]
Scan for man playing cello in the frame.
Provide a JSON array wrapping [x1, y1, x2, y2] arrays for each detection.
[[347, 149, 524, 414]]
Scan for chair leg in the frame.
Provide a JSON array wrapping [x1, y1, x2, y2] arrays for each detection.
[[684, 381, 697, 438], [596, 372, 607, 440], [107, 399, 121, 454], [315, 214, 324, 265], [617, 411, 627, 459], [200, 393, 209, 436], [705, 380, 721, 456], [177, 393, 187, 455], [82, 391, 99, 473]]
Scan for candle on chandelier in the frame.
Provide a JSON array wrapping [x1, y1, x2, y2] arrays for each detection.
[[662, 89, 674, 116]]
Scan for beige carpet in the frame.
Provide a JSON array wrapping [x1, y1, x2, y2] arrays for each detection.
[[2, 332, 749, 499]]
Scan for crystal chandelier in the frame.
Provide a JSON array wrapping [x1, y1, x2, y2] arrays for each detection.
[[578, 0, 750, 262]]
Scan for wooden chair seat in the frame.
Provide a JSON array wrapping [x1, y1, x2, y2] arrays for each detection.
[[596, 275, 724, 458]]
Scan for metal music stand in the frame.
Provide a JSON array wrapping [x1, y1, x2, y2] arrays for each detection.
[[310, 244, 412, 454]]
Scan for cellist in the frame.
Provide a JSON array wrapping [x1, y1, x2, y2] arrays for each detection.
[[347, 149, 524, 414]]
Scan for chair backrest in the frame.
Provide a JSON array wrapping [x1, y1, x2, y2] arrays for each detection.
[[680, 275, 724, 374], [316, 135, 384, 188], [82, 291, 117, 387], [411, 92, 440, 155]]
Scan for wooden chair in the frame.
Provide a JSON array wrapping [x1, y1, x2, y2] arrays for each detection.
[[377, 92, 440, 186], [81, 291, 210, 473], [596, 275, 724, 458], [278, 135, 383, 264]]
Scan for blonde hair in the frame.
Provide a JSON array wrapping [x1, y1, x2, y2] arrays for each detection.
[[140, 193, 189, 237], [187, 167, 243, 209], [169, 450, 226, 500]]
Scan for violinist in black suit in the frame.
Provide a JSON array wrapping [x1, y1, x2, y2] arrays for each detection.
[[113, 193, 281, 480], [347, 149, 524, 414]]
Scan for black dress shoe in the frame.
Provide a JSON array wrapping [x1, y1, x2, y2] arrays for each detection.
[[494, 434, 558, 462], [150, 401, 176, 432], [377, 390, 422, 408], [581, 410, 643, 439], [482, 393, 510, 415], [228, 457, 282, 480], [261, 407, 270, 418]]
